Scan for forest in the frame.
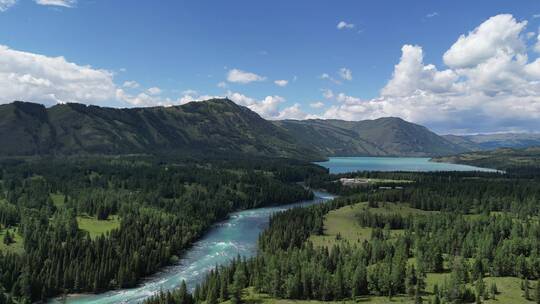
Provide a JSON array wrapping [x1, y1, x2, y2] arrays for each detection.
[[0, 156, 324, 303], [145, 167, 540, 304]]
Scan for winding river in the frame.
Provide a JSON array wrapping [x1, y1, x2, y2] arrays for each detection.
[[56, 157, 494, 304], [55, 191, 336, 304]]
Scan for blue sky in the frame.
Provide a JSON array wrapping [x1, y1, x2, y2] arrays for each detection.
[[1, 0, 540, 134]]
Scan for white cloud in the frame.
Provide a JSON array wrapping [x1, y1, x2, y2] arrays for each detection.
[[337, 21, 354, 30], [310, 101, 325, 109], [0, 0, 16, 12], [217, 81, 227, 88], [320, 14, 540, 133], [118, 88, 219, 107], [321, 89, 334, 99], [35, 0, 76, 7], [534, 32, 540, 53], [443, 14, 527, 69], [275, 103, 309, 120], [533, 14, 540, 19], [0, 44, 116, 105], [122, 80, 139, 89], [227, 69, 266, 84], [426, 12, 438, 18], [274, 79, 288, 87], [381, 45, 457, 97], [147, 87, 162, 95], [227, 91, 284, 118], [320, 73, 341, 84], [338, 68, 353, 81]]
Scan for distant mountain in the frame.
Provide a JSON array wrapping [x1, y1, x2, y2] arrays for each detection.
[[0, 99, 323, 160], [432, 147, 540, 170], [274, 117, 467, 157], [444, 133, 540, 151]]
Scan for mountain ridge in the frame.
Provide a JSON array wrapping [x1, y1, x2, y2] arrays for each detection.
[[274, 117, 468, 157], [443, 133, 540, 151], [5, 99, 534, 160], [0, 99, 323, 160]]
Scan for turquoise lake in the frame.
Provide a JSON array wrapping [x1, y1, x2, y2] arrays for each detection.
[[56, 157, 496, 304], [316, 157, 498, 174]]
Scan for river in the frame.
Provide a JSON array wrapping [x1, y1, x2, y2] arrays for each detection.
[[56, 157, 493, 304], [55, 190, 336, 304]]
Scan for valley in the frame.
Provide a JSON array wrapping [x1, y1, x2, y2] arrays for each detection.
[[1, 100, 539, 304], [164, 167, 540, 304], [3, 3, 540, 304]]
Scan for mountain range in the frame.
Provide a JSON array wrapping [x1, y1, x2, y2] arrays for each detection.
[[0, 99, 320, 160], [1, 99, 538, 160], [443, 133, 540, 151]]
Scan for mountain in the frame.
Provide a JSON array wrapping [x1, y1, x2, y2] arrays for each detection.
[[274, 117, 468, 157], [432, 146, 540, 170], [0, 99, 477, 159], [444, 133, 540, 151], [0, 99, 323, 160]]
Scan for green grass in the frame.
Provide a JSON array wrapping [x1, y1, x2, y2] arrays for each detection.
[[238, 202, 536, 304], [50, 193, 66, 209], [305, 202, 534, 303], [0, 226, 24, 254], [309, 202, 437, 248], [225, 287, 413, 304], [230, 276, 535, 304], [77, 215, 120, 239]]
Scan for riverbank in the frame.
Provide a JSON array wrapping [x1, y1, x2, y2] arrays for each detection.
[[51, 190, 335, 304]]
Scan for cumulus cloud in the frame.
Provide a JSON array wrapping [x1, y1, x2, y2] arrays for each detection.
[[122, 80, 139, 89], [338, 68, 353, 81], [310, 101, 325, 109], [381, 45, 458, 97], [534, 32, 540, 53], [426, 12, 439, 18], [274, 103, 310, 120], [443, 14, 527, 69], [0, 0, 17, 12], [274, 79, 288, 87], [321, 89, 334, 99], [320, 73, 341, 84], [227, 69, 266, 84], [337, 21, 354, 30], [217, 81, 227, 88], [0, 44, 306, 120], [0, 44, 117, 105], [146, 87, 162, 95], [227, 91, 285, 118], [118, 88, 219, 107], [320, 14, 540, 133], [35, 0, 76, 7]]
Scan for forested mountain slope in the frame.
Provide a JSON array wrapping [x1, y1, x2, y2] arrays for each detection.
[[275, 118, 468, 157], [0, 99, 323, 160]]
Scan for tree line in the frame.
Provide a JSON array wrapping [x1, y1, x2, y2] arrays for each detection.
[[147, 169, 540, 304], [0, 156, 322, 303]]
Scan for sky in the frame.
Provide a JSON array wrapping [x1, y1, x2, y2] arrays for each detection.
[[1, 0, 540, 134]]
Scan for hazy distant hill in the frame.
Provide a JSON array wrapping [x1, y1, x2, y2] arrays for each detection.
[[275, 117, 468, 157], [432, 146, 540, 170], [444, 133, 540, 150], [0, 99, 323, 160]]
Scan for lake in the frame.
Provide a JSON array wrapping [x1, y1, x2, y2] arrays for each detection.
[[316, 157, 498, 174]]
